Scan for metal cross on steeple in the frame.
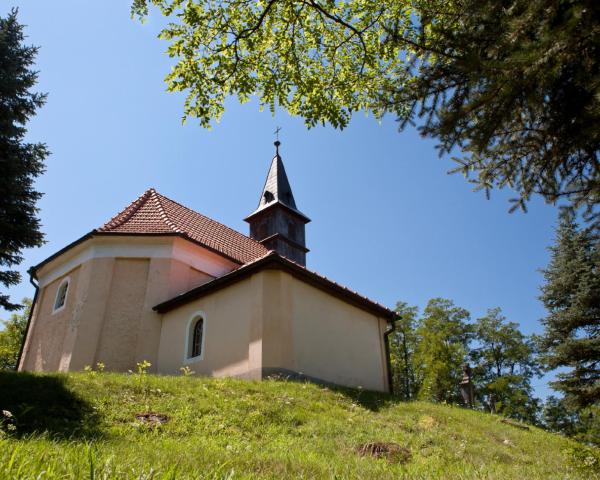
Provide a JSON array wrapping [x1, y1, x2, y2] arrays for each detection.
[[274, 126, 282, 154]]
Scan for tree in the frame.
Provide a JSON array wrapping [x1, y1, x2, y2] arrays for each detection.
[[133, 0, 600, 227], [538, 212, 600, 408], [131, 0, 413, 129], [470, 308, 540, 423], [413, 298, 472, 403], [389, 301, 419, 400], [541, 395, 580, 437], [541, 396, 600, 446], [0, 9, 48, 311], [0, 298, 30, 370], [395, 0, 600, 226]]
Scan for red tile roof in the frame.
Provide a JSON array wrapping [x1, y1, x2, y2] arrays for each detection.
[[96, 188, 269, 264]]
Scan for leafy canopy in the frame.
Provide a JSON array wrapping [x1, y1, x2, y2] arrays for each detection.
[[0, 298, 30, 370], [413, 298, 472, 403], [133, 0, 600, 227], [131, 0, 414, 128], [399, 0, 600, 224], [470, 308, 540, 422], [389, 301, 419, 400]]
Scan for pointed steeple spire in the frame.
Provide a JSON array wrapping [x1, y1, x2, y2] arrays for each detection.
[[257, 143, 297, 210], [245, 141, 310, 266], [249, 141, 309, 220]]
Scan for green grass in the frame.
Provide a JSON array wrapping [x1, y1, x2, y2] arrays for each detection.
[[0, 371, 598, 479]]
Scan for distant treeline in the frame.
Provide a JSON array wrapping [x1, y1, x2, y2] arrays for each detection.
[[389, 212, 599, 446]]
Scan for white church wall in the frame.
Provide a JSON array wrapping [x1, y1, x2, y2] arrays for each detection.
[[36, 235, 237, 289], [157, 275, 264, 379], [156, 269, 389, 392], [285, 274, 389, 392], [93, 258, 150, 371]]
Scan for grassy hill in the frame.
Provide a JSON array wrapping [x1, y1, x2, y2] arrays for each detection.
[[0, 371, 598, 479]]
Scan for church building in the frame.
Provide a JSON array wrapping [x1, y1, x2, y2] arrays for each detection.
[[18, 142, 398, 392]]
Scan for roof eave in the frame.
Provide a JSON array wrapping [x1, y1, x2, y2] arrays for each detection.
[[153, 253, 396, 320], [31, 231, 96, 276], [31, 230, 245, 277], [244, 201, 311, 223], [92, 231, 244, 265]]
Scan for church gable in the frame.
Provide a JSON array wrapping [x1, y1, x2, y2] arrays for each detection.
[[154, 251, 396, 321], [156, 263, 394, 392]]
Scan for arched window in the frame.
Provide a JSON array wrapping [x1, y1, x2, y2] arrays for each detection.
[[191, 318, 203, 357], [53, 277, 70, 313], [188, 316, 204, 359], [185, 312, 206, 362]]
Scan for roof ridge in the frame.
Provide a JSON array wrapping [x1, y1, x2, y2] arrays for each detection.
[[154, 190, 265, 247], [98, 188, 155, 231], [152, 190, 183, 234]]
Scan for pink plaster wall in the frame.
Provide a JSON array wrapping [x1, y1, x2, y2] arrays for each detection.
[[20, 267, 81, 371]]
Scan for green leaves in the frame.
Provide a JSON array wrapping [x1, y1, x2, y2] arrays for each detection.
[[132, 0, 600, 228], [413, 298, 472, 404], [390, 299, 541, 422], [132, 0, 414, 128], [0, 299, 31, 371], [470, 308, 540, 422]]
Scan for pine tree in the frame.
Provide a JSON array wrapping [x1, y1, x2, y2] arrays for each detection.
[[539, 212, 600, 408], [541, 396, 600, 446], [0, 9, 48, 311]]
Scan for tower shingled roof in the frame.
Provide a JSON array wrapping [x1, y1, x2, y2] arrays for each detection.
[[247, 144, 309, 221], [97, 188, 269, 264]]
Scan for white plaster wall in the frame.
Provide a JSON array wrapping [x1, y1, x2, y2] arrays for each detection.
[[157, 275, 262, 378], [286, 276, 388, 392]]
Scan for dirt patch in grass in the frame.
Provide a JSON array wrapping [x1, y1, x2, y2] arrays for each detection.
[[357, 442, 411, 464], [135, 412, 169, 426]]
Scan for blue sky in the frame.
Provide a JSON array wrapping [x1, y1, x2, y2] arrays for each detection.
[[3, 2, 560, 396]]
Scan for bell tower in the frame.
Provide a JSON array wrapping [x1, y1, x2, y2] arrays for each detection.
[[245, 141, 310, 266]]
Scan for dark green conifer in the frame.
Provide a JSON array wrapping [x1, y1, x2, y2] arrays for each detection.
[[539, 212, 600, 408], [0, 9, 48, 311]]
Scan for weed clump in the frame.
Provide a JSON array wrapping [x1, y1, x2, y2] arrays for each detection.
[[357, 442, 411, 464]]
